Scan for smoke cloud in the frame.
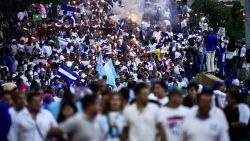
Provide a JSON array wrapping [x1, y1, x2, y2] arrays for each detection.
[[111, 0, 174, 28]]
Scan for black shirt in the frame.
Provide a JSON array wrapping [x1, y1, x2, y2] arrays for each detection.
[[225, 105, 248, 139]]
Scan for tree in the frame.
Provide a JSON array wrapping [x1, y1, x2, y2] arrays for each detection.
[[191, 0, 245, 40]]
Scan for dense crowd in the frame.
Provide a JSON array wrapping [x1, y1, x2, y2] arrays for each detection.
[[0, 0, 250, 141]]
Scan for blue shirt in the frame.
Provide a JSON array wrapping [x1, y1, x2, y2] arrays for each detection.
[[205, 33, 217, 51], [0, 101, 11, 141], [48, 100, 82, 119]]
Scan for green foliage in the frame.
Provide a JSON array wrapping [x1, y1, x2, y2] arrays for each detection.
[[191, 0, 245, 40]]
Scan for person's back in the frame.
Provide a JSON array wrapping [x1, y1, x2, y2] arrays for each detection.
[[205, 33, 217, 51], [60, 112, 103, 141]]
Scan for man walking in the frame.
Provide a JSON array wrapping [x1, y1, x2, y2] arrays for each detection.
[[180, 90, 229, 141], [121, 83, 166, 141], [159, 88, 189, 141]]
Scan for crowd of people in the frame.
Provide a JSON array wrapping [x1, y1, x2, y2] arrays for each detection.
[[0, 0, 250, 141]]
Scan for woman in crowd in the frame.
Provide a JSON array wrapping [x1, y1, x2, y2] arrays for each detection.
[[99, 93, 125, 141], [58, 101, 77, 123]]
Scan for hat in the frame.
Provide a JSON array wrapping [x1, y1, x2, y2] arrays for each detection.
[[12, 39, 17, 42], [232, 79, 240, 87], [12, 73, 17, 78], [168, 88, 184, 97], [2, 83, 17, 92]]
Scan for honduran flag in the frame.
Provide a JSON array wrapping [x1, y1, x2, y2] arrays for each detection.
[[96, 52, 103, 78], [100, 59, 118, 85], [58, 65, 79, 84]]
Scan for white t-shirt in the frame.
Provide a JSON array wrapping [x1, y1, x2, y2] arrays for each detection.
[[60, 113, 104, 141], [152, 31, 162, 43], [42, 45, 52, 56], [158, 106, 190, 141], [180, 115, 230, 141], [238, 103, 250, 125], [177, 81, 187, 89], [113, 84, 125, 92], [17, 44, 25, 52], [123, 103, 161, 141], [187, 106, 229, 131], [10, 44, 18, 55], [10, 108, 58, 141], [98, 112, 125, 141], [213, 90, 227, 108], [148, 94, 169, 107], [8, 107, 24, 141], [161, 45, 169, 53]]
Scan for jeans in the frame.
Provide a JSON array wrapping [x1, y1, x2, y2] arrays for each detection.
[[206, 51, 216, 72], [198, 52, 205, 72]]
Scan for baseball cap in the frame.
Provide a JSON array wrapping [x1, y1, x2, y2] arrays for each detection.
[[232, 79, 240, 87]]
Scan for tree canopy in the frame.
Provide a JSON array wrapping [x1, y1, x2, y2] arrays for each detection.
[[191, 0, 245, 40]]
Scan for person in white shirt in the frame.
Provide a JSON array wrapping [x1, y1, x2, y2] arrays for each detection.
[[10, 39, 18, 56], [158, 88, 190, 141], [53, 88, 64, 102], [24, 41, 34, 55], [98, 94, 125, 141], [212, 81, 227, 109], [42, 42, 52, 57], [180, 90, 230, 141], [121, 83, 166, 141], [17, 40, 25, 53], [176, 76, 187, 89], [152, 27, 162, 43], [8, 91, 26, 140], [48, 94, 104, 141], [113, 78, 125, 92], [10, 91, 58, 141], [149, 81, 169, 106], [8, 91, 26, 119]]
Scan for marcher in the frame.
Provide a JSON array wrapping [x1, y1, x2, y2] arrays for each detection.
[[121, 83, 166, 141], [49, 94, 104, 141], [0, 1, 249, 141], [180, 90, 230, 141], [159, 88, 190, 141], [10, 91, 58, 141]]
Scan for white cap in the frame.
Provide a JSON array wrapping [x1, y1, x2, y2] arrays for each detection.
[[12, 73, 17, 78], [232, 79, 240, 87], [2, 83, 17, 92]]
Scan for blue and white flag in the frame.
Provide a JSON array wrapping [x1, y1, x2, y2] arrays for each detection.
[[96, 52, 103, 76], [58, 65, 79, 84], [100, 59, 118, 85]]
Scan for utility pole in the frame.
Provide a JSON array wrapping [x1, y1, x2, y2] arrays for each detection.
[[245, 0, 250, 49]]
